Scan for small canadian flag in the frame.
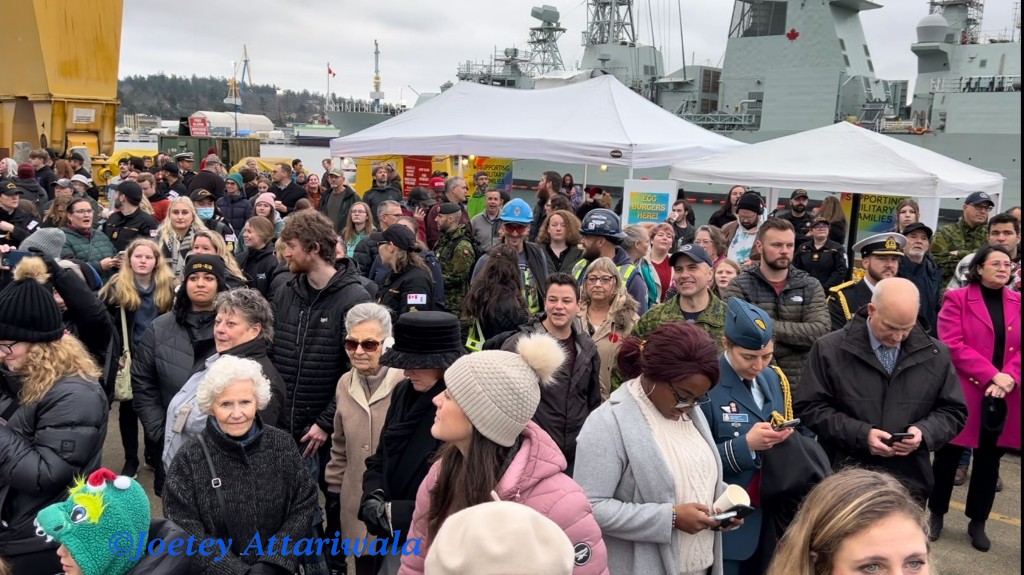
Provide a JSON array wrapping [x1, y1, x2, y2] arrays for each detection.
[[328, 64, 337, 78]]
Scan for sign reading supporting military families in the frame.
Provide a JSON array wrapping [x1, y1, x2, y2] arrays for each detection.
[[622, 179, 674, 225], [840, 193, 901, 233]]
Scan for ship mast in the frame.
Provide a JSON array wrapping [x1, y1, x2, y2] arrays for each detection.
[[929, 0, 984, 44], [526, 6, 566, 74], [584, 0, 636, 45], [370, 40, 384, 113]]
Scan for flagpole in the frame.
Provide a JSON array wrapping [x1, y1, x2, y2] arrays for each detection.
[[326, 62, 330, 115]]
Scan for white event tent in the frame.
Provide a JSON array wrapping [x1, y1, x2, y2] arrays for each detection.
[[329, 75, 745, 169], [669, 121, 1005, 226]]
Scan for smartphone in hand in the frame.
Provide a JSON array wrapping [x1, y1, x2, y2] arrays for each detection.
[[883, 432, 914, 446], [772, 418, 800, 431]]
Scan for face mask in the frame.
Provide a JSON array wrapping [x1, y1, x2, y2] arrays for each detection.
[[196, 207, 215, 220]]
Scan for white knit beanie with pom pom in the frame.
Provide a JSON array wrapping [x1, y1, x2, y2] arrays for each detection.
[[444, 333, 565, 447]]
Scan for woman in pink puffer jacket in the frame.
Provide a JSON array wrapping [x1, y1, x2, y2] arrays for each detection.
[[398, 334, 608, 575]]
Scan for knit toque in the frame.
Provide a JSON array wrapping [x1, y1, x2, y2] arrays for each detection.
[[424, 501, 574, 575], [0, 257, 64, 342], [444, 333, 565, 447], [19, 228, 66, 260]]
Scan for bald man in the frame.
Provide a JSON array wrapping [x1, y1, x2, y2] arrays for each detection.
[[795, 278, 967, 503]]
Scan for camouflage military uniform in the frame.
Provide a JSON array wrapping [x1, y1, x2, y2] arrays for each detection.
[[630, 292, 727, 353], [435, 224, 477, 313], [930, 218, 988, 283]]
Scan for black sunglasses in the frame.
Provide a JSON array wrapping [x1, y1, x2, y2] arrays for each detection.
[[344, 339, 382, 352]]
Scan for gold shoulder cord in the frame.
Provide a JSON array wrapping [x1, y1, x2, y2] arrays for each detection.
[[769, 365, 793, 426]]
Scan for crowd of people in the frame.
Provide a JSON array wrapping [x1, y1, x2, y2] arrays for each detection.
[[0, 149, 1020, 575]]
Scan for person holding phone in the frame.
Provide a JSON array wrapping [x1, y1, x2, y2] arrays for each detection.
[[795, 277, 968, 505], [701, 297, 794, 575], [575, 322, 738, 575]]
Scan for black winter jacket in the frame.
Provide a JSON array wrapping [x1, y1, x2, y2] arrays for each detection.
[[361, 379, 445, 544], [131, 310, 217, 445], [103, 208, 159, 251], [498, 318, 601, 467], [217, 192, 253, 235], [35, 165, 57, 199], [721, 266, 830, 389], [50, 261, 116, 401], [13, 177, 46, 212], [795, 239, 848, 292], [163, 419, 317, 574], [794, 310, 967, 501], [125, 519, 194, 574], [0, 206, 34, 248], [273, 181, 308, 211], [362, 183, 403, 228], [270, 260, 371, 437], [237, 243, 279, 299], [352, 232, 383, 276], [377, 265, 436, 317], [0, 375, 108, 556]]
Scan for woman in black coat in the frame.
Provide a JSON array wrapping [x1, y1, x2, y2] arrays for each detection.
[[131, 254, 228, 495], [461, 244, 529, 350], [237, 215, 279, 299], [376, 224, 436, 316], [164, 355, 318, 575], [360, 311, 465, 575], [0, 257, 108, 575]]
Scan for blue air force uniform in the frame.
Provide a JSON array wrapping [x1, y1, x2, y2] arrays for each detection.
[[700, 298, 786, 575]]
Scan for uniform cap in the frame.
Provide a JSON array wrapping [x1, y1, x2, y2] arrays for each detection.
[[853, 233, 906, 258], [725, 297, 774, 350]]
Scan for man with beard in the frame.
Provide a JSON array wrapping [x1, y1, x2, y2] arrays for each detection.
[[466, 170, 490, 218], [434, 203, 477, 313], [319, 168, 359, 234], [723, 191, 765, 265], [471, 198, 549, 317], [828, 233, 907, 331], [159, 162, 187, 198], [425, 176, 470, 248], [572, 208, 650, 313], [102, 181, 158, 251], [362, 163, 403, 228], [897, 223, 943, 336], [722, 218, 830, 388], [270, 211, 371, 548], [498, 272, 601, 473], [631, 243, 726, 347], [529, 171, 560, 242], [777, 189, 813, 247]]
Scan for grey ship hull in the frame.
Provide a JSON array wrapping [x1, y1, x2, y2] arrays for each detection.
[[325, 111, 392, 137]]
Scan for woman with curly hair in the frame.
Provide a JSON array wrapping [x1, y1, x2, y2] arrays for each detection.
[[461, 243, 529, 349], [99, 238, 176, 478], [537, 209, 583, 274], [0, 257, 108, 574]]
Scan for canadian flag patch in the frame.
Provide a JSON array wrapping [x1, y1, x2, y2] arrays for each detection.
[[407, 293, 427, 305]]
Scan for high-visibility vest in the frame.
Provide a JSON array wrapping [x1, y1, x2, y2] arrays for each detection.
[[523, 267, 540, 314], [572, 259, 637, 286], [465, 320, 484, 352]]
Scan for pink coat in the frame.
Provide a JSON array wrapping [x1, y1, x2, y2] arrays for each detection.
[[938, 284, 1021, 449], [399, 421, 609, 575]]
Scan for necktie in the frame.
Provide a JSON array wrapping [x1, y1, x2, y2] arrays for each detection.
[[745, 380, 765, 410], [878, 346, 898, 375]]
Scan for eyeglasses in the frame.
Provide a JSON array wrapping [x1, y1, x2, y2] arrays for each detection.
[[344, 339, 382, 352], [812, 223, 830, 230], [985, 261, 1014, 269], [0, 342, 15, 355], [381, 212, 403, 218], [586, 275, 616, 285], [972, 205, 994, 212], [668, 386, 710, 409], [70, 209, 93, 215], [503, 223, 528, 234]]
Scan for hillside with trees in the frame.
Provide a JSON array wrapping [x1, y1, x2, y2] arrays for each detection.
[[118, 74, 328, 125]]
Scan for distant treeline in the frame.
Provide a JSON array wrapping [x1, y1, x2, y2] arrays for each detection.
[[118, 74, 329, 125]]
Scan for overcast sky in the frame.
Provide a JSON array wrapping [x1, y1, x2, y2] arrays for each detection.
[[120, 0, 1018, 105]]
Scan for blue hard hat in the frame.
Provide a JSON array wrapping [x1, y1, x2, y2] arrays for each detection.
[[500, 198, 534, 224]]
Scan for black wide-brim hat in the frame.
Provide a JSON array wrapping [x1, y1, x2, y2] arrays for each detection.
[[380, 311, 467, 370]]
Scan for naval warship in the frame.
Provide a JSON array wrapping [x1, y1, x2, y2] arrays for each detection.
[[457, 0, 1021, 206]]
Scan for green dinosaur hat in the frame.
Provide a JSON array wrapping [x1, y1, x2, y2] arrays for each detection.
[[35, 468, 151, 575]]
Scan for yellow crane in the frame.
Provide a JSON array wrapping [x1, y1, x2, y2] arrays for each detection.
[[0, 0, 122, 163]]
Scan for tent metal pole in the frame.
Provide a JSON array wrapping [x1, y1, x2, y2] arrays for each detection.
[[845, 194, 862, 282], [583, 165, 589, 187]]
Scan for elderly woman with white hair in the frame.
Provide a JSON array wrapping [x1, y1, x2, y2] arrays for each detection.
[[325, 302, 405, 575], [163, 355, 318, 575]]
